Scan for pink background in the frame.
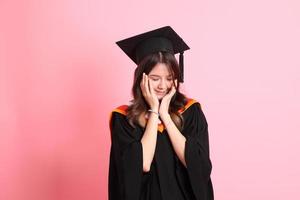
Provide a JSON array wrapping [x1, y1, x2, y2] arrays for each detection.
[[1, 0, 299, 199]]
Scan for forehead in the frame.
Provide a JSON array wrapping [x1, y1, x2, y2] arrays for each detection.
[[149, 63, 172, 76]]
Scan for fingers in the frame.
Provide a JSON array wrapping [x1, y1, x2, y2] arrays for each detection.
[[164, 79, 177, 98], [148, 78, 156, 97], [147, 74, 158, 101], [140, 73, 145, 96], [172, 80, 177, 94], [144, 73, 150, 96], [140, 73, 150, 97], [170, 79, 178, 93], [169, 84, 176, 96]]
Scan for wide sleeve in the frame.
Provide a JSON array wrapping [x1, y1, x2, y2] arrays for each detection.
[[182, 102, 214, 200], [108, 111, 143, 200]]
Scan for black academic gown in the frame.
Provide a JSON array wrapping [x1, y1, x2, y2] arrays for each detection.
[[108, 98, 214, 200]]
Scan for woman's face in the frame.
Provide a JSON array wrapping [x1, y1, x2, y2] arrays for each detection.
[[148, 63, 174, 100]]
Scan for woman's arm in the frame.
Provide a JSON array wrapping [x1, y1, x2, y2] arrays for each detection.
[[140, 111, 159, 172], [160, 114, 187, 167], [140, 73, 160, 172]]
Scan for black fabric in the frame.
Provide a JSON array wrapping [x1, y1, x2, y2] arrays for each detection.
[[108, 102, 214, 200], [116, 26, 189, 65], [179, 52, 184, 82], [135, 37, 174, 63], [181, 103, 214, 200], [115, 26, 190, 83]]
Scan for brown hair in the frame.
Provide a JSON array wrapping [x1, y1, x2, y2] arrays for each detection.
[[126, 51, 188, 130]]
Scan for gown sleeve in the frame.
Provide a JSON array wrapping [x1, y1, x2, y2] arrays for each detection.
[[182, 102, 214, 200], [109, 111, 144, 200]]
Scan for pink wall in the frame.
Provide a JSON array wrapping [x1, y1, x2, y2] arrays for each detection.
[[1, 0, 299, 199]]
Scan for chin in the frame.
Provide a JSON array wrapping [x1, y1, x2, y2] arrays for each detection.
[[157, 95, 165, 100]]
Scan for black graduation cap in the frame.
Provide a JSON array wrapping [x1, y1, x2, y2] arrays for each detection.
[[116, 26, 190, 82]]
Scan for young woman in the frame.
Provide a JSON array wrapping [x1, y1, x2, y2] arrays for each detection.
[[109, 26, 214, 200]]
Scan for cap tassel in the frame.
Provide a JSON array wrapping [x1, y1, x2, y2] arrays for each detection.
[[179, 52, 184, 83]]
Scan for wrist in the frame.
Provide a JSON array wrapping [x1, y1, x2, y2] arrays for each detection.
[[162, 115, 172, 127], [150, 106, 159, 112], [160, 113, 171, 121], [148, 109, 159, 117]]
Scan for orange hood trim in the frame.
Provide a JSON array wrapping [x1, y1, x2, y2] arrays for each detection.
[[110, 98, 200, 133]]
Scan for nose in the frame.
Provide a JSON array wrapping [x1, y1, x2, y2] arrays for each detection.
[[158, 79, 167, 90]]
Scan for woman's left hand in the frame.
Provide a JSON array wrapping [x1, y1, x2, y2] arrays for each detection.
[[159, 79, 178, 118]]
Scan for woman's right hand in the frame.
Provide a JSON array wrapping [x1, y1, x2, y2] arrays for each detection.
[[140, 73, 159, 111]]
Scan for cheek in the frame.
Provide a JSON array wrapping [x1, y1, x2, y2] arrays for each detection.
[[154, 83, 161, 89], [150, 81, 159, 88], [167, 81, 173, 88]]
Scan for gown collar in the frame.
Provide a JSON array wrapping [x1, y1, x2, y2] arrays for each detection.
[[111, 98, 199, 133]]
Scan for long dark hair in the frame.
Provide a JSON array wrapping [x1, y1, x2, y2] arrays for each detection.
[[126, 51, 188, 130]]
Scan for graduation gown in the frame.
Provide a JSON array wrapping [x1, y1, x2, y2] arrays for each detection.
[[108, 98, 214, 200]]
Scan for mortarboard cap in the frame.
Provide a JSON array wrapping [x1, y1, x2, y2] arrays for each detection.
[[116, 26, 190, 82]]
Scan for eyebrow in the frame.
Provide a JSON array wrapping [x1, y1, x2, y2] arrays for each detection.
[[149, 74, 173, 78]]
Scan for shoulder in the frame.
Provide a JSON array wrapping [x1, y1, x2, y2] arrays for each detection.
[[111, 104, 129, 116], [109, 104, 129, 129], [109, 104, 141, 140], [179, 97, 208, 124], [178, 97, 202, 115]]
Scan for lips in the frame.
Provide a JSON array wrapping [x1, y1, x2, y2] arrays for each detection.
[[156, 91, 166, 95]]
